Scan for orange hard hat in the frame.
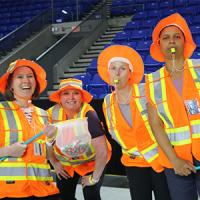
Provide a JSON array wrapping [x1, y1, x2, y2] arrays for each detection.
[[150, 13, 196, 62], [97, 45, 144, 85], [0, 59, 47, 95], [49, 78, 93, 103]]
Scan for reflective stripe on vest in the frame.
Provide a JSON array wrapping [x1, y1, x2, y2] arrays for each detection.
[[0, 163, 52, 181], [0, 102, 51, 181], [0, 102, 23, 162], [51, 103, 96, 166], [104, 93, 141, 157], [147, 67, 191, 145], [188, 59, 200, 140], [133, 84, 159, 162], [51, 103, 88, 122], [34, 106, 48, 125], [148, 68, 174, 128]]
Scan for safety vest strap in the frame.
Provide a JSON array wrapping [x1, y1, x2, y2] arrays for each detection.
[[140, 143, 158, 162], [104, 94, 127, 149], [147, 68, 174, 128], [165, 126, 191, 145], [188, 59, 200, 95], [0, 163, 52, 181], [34, 106, 48, 125], [190, 120, 200, 139]]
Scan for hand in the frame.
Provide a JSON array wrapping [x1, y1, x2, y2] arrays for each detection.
[[51, 160, 70, 180], [172, 157, 195, 176], [43, 124, 57, 140], [81, 175, 99, 188], [7, 142, 27, 157]]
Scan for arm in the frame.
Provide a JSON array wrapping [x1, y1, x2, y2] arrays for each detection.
[[91, 135, 108, 180], [81, 110, 108, 187], [147, 102, 195, 176], [46, 145, 70, 180], [0, 142, 27, 158]]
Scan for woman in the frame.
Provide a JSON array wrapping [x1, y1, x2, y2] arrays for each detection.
[[97, 45, 171, 200], [146, 13, 200, 200], [46, 78, 111, 200], [0, 59, 59, 199]]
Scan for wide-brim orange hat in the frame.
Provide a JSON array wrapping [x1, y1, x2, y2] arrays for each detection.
[[150, 12, 196, 62], [0, 59, 47, 95], [49, 78, 93, 103], [97, 45, 144, 85]]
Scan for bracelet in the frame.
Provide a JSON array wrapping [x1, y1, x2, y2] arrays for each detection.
[[88, 175, 99, 185], [46, 138, 55, 147]]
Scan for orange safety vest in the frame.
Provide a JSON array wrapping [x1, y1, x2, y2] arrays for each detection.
[[47, 103, 111, 177], [103, 84, 163, 172], [146, 59, 200, 168], [0, 101, 58, 198]]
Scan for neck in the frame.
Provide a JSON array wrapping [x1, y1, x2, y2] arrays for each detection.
[[15, 99, 31, 108], [165, 57, 185, 74], [115, 84, 132, 104], [64, 108, 81, 119]]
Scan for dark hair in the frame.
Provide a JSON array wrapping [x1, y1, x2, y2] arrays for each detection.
[[159, 25, 186, 41], [4, 68, 40, 101]]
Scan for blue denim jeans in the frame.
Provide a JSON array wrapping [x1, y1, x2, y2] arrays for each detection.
[[164, 158, 200, 200]]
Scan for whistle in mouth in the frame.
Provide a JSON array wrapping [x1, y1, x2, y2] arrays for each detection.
[[170, 47, 176, 54], [114, 79, 119, 84]]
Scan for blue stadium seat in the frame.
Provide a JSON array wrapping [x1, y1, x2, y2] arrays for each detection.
[[147, 10, 161, 19], [133, 11, 148, 20], [145, 2, 159, 10], [144, 55, 161, 72], [191, 52, 200, 59], [174, 0, 187, 7], [112, 32, 129, 43], [124, 21, 140, 31], [190, 25, 200, 35], [136, 40, 151, 52], [129, 29, 147, 41], [159, 1, 174, 9]]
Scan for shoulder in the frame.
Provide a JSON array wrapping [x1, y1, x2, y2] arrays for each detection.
[[188, 59, 200, 68], [34, 105, 48, 117]]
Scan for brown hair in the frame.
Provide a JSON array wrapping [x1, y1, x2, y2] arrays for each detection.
[[4, 68, 40, 101]]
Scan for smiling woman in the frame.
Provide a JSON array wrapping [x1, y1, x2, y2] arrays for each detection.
[[46, 78, 111, 200], [0, 59, 60, 199]]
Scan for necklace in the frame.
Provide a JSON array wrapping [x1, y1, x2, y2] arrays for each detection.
[[115, 88, 132, 104]]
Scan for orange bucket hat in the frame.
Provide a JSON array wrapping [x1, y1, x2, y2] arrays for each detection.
[[97, 45, 144, 85], [150, 12, 196, 62], [49, 78, 93, 103], [0, 59, 47, 95]]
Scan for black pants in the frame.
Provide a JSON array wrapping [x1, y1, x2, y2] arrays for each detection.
[[126, 166, 171, 200], [56, 172, 104, 200], [2, 194, 61, 200]]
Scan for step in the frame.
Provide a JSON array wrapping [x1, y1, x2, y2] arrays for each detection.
[[69, 66, 87, 71], [75, 58, 92, 63], [80, 53, 99, 59], [94, 41, 110, 45], [73, 62, 90, 67], [100, 34, 115, 39], [86, 49, 103, 54], [89, 46, 105, 50], [96, 37, 113, 42]]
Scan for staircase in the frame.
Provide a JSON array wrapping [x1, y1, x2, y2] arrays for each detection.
[[59, 25, 124, 80]]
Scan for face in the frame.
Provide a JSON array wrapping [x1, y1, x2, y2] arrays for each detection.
[[11, 66, 36, 101], [108, 61, 131, 89], [60, 89, 83, 113], [159, 25, 185, 60]]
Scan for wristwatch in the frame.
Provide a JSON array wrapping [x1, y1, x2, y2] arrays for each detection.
[[89, 175, 99, 184]]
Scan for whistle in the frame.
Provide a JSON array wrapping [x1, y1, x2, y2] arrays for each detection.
[[114, 79, 119, 84], [170, 47, 176, 54]]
